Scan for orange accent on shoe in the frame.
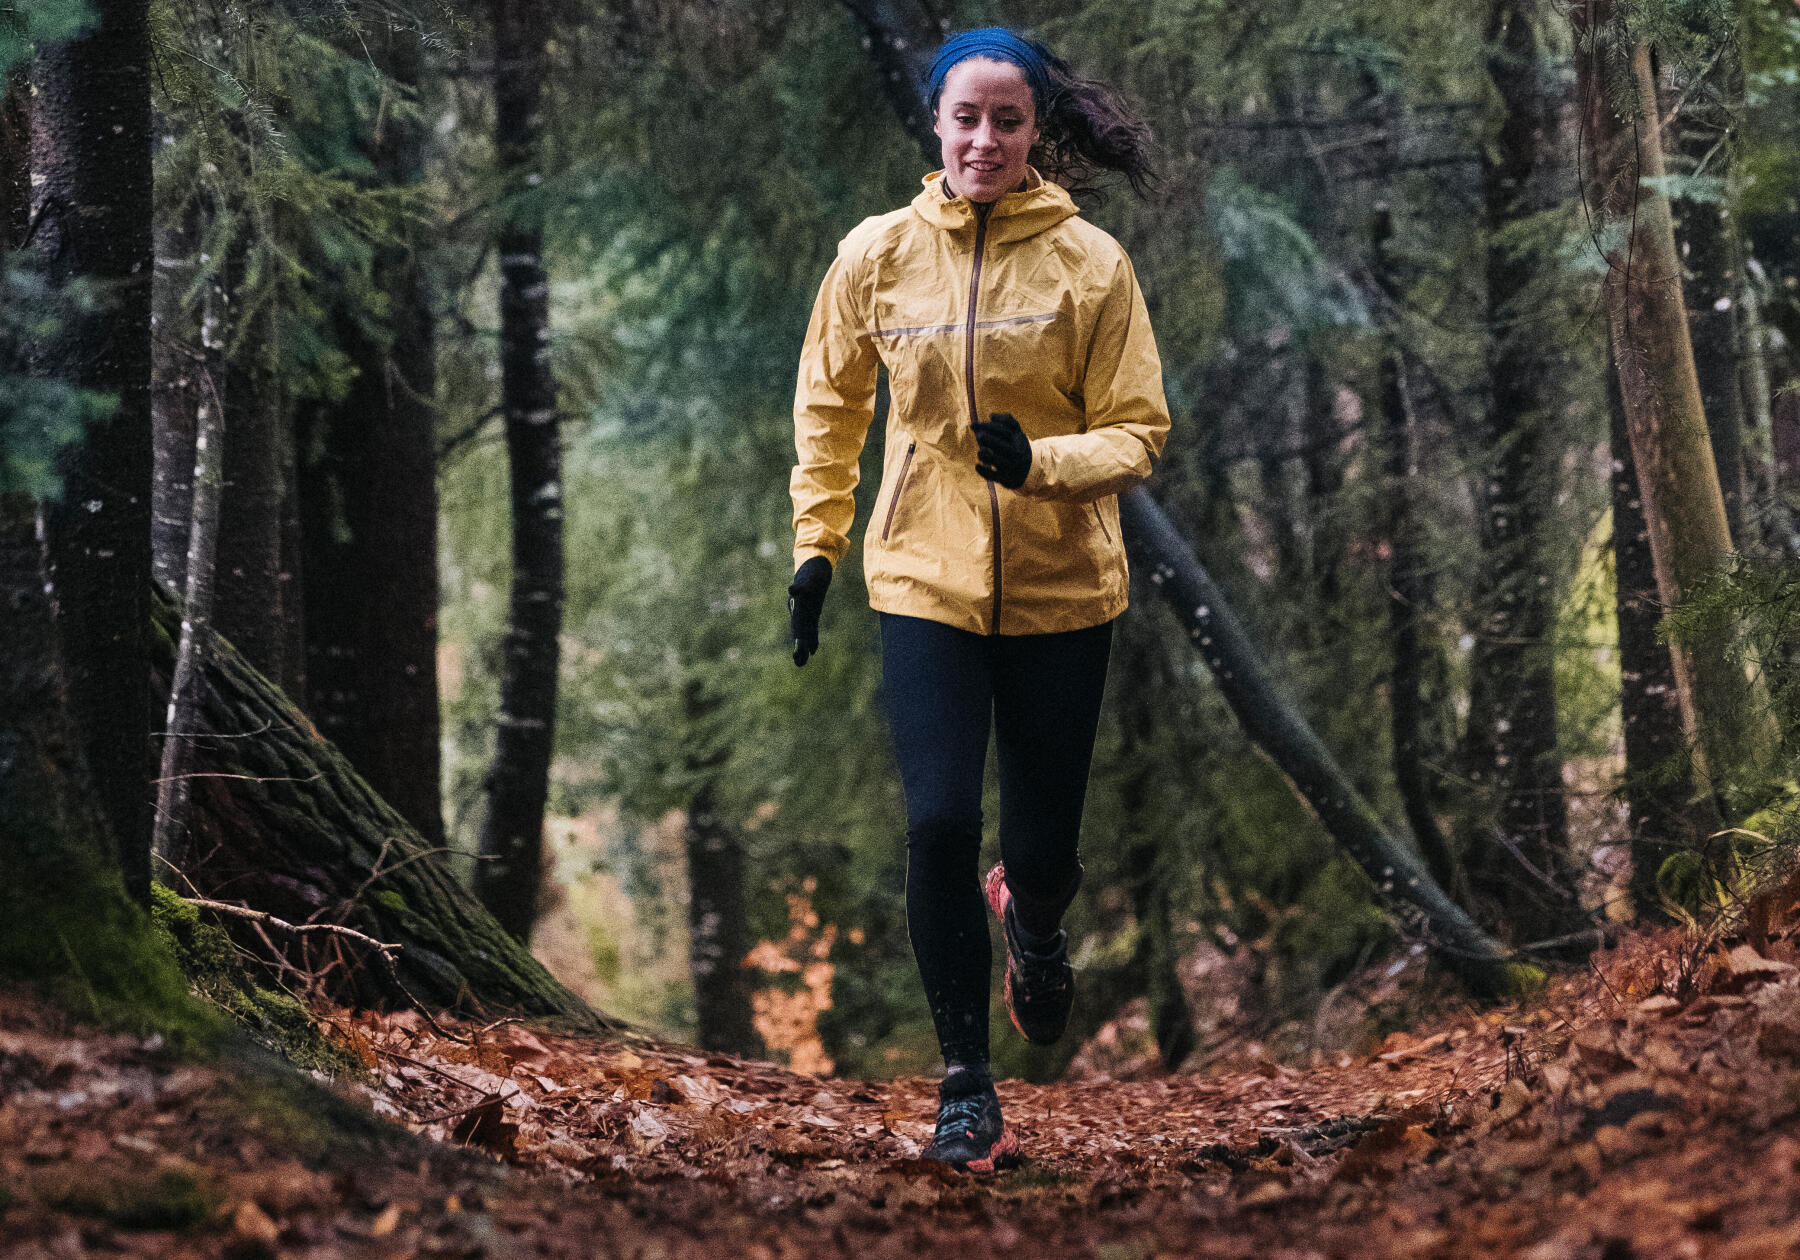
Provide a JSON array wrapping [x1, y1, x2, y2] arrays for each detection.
[[984, 864, 1031, 1040], [964, 1125, 1020, 1174]]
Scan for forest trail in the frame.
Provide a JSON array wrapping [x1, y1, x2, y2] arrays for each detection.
[[7, 923, 1800, 1259]]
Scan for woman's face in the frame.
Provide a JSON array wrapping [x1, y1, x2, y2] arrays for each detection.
[[933, 58, 1039, 205]]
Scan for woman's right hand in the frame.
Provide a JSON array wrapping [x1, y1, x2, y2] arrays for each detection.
[[788, 557, 833, 666]]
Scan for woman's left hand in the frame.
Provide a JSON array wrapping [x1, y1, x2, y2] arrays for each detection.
[[973, 412, 1032, 490]]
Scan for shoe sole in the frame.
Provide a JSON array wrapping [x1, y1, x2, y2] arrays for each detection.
[[983, 865, 1033, 1043], [984, 864, 1069, 1046]]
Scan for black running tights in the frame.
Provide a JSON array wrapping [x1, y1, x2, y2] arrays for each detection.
[[879, 612, 1114, 1070]]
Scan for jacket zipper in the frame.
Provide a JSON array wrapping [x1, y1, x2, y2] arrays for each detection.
[[966, 205, 1001, 634], [881, 441, 917, 543], [1092, 501, 1113, 545]]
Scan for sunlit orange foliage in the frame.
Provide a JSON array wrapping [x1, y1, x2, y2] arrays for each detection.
[[746, 878, 838, 1076]]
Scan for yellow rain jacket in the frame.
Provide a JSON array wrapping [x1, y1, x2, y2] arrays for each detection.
[[790, 170, 1170, 636]]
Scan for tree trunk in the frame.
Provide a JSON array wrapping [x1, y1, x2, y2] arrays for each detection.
[[1666, 30, 1748, 544], [29, 0, 155, 903], [476, 0, 564, 942], [1574, 0, 1775, 803], [1, 65, 26, 251], [838, 0, 945, 157], [151, 288, 225, 871], [683, 779, 760, 1056], [296, 22, 442, 846], [1120, 489, 1526, 989], [1610, 356, 1713, 919], [1461, 0, 1579, 940], [147, 590, 601, 1026]]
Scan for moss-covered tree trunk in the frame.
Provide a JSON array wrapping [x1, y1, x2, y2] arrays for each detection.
[[1610, 356, 1713, 918], [149, 593, 603, 1027], [1666, 18, 1748, 545], [1575, 1, 1776, 802]]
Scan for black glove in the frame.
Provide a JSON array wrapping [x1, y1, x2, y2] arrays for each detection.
[[788, 556, 833, 667], [973, 411, 1032, 490]]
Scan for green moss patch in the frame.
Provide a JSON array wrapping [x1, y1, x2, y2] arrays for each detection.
[[150, 887, 360, 1076]]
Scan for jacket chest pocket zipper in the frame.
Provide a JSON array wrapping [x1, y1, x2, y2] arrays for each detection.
[[881, 442, 917, 543]]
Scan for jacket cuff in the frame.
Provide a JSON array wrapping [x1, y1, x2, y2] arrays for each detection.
[[793, 542, 839, 571], [1020, 440, 1053, 496]]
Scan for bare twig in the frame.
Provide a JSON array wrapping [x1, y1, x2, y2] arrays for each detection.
[[183, 896, 403, 959]]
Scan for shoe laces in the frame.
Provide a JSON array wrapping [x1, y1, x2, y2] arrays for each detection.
[[935, 1090, 990, 1139]]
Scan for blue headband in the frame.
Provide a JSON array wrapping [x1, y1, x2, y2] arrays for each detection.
[[925, 28, 1051, 115]]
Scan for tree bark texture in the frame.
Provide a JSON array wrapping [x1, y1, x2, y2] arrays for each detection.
[[1666, 33, 1748, 543], [1463, 0, 1579, 941], [296, 23, 442, 847], [151, 341, 224, 872], [1574, 0, 1774, 801], [29, 0, 155, 903], [683, 779, 761, 1056], [1609, 357, 1712, 918], [1, 66, 26, 251], [1120, 489, 1519, 988], [147, 591, 601, 1026], [476, 0, 564, 942]]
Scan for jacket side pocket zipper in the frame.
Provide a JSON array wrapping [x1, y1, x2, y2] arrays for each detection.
[[881, 442, 917, 543], [1092, 499, 1114, 545]]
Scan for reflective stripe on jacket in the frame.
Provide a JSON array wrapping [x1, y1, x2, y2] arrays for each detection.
[[790, 169, 1171, 636]]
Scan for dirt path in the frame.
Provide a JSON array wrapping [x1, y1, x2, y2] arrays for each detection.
[[6, 926, 1800, 1258]]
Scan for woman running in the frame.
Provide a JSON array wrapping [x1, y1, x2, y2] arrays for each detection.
[[786, 27, 1170, 1171]]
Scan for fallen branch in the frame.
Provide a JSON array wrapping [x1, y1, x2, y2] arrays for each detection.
[[182, 896, 402, 960]]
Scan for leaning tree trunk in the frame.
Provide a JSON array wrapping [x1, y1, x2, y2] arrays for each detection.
[[1610, 356, 1714, 919], [1575, 0, 1776, 802], [148, 591, 601, 1026], [1666, 18, 1748, 545], [297, 22, 443, 846], [1461, 0, 1580, 941], [1121, 491, 1525, 988], [475, 0, 564, 943], [29, 0, 155, 903]]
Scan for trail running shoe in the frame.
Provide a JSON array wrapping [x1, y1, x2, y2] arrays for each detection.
[[921, 1069, 1019, 1172], [985, 863, 1074, 1046]]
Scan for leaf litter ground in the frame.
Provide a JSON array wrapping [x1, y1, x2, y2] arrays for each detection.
[[10, 921, 1800, 1257]]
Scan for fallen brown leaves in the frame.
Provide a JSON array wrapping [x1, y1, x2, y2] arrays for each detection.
[[14, 919, 1800, 1256]]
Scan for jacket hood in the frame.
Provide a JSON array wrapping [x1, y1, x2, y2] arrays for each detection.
[[911, 168, 1079, 243]]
